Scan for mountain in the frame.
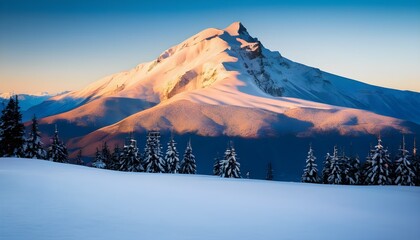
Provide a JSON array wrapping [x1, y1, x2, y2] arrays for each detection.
[[25, 22, 420, 158], [1, 92, 53, 111]]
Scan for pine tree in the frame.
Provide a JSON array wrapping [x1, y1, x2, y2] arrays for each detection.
[[143, 131, 166, 173], [220, 144, 241, 178], [92, 147, 106, 169], [327, 146, 343, 184], [266, 162, 274, 180], [363, 137, 392, 185], [110, 145, 121, 170], [345, 155, 361, 185], [75, 149, 84, 165], [179, 140, 196, 174], [394, 136, 416, 186], [301, 145, 320, 183], [24, 115, 46, 159], [164, 136, 180, 173], [101, 142, 113, 169], [0, 96, 25, 157], [322, 153, 332, 184], [412, 138, 420, 186], [47, 125, 68, 163], [212, 153, 222, 176], [119, 136, 143, 172]]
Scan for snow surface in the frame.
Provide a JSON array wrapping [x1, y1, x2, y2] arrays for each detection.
[[1, 158, 419, 240]]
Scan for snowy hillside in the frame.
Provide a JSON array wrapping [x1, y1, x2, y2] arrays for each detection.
[[1, 158, 419, 240]]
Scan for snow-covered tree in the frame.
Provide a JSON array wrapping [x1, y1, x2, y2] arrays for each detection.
[[47, 125, 68, 163], [92, 147, 106, 169], [164, 136, 179, 173], [322, 153, 332, 184], [24, 115, 46, 159], [0, 95, 25, 157], [180, 140, 196, 174], [100, 142, 113, 169], [363, 137, 392, 185], [344, 155, 360, 185], [266, 162, 274, 180], [394, 136, 416, 186], [220, 144, 241, 178], [412, 139, 420, 186], [74, 149, 84, 165], [110, 145, 121, 170], [213, 153, 222, 176], [327, 146, 343, 184], [301, 145, 320, 183], [143, 131, 165, 173], [119, 136, 143, 172]]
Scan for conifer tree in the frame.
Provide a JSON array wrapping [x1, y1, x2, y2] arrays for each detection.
[[213, 153, 222, 176], [220, 143, 241, 178], [119, 136, 143, 172], [301, 145, 320, 183], [179, 140, 196, 174], [143, 131, 166, 173], [110, 145, 121, 170], [101, 142, 113, 169], [327, 146, 343, 184], [47, 125, 68, 163], [0, 96, 25, 157], [394, 136, 416, 186], [363, 137, 392, 185], [92, 147, 106, 169], [75, 149, 84, 165], [164, 136, 180, 173], [322, 153, 332, 184], [266, 162, 274, 180], [412, 138, 420, 186], [345, 155, 361, 185], [24, 115, 46, 159]]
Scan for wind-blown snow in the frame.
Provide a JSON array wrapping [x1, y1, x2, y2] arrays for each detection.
[[1, 158, 419, 240]]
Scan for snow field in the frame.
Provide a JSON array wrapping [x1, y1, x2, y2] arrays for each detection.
[[1, 158, 419, 240]]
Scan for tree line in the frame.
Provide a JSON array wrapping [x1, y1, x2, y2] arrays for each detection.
[[301, 137, 420, 186]]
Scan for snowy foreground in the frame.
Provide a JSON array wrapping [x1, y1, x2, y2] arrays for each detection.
[[1, 158, 419, 240]]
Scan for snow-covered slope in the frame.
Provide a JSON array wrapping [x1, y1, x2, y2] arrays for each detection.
[[1, 158, 419, 240], [26, 22, 420, 147]]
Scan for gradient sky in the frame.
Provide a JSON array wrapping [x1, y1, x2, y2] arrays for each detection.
[[1, 0, 419, 94]]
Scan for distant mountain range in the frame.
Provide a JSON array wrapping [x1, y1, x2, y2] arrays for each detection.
[[20, 22, 420, 160]]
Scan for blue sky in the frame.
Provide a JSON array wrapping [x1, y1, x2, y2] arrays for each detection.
[[1, 0, 419, 93]]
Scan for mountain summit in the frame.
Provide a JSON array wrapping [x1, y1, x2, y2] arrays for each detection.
[[25, 22, 420, 154]]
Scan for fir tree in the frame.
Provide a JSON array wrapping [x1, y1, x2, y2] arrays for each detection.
[[101, 142, 113, 169], [301, 145, 320, 183], [119, 136, 143, 172], [220, 143, 241, 178], [363, 137, 392, 185], [24, 115, 46, 159], [75, 149, 84, 165], [266, 162, 274, 180], [47, 125, 68, 163], [345, 155, 361, 185], [322, 153, 332, 184], [143, 131, 166, 173], [327, 146, 343, 184], [212, 153, 222, 176], [412, 138, 420, 186], [164, 136, 180, 173], [110, 145, 121, 170], [179, 140, 196, 174], [0, 95, 25, 157], [394, 136, 416, 186], [92, 147, 106, 169]]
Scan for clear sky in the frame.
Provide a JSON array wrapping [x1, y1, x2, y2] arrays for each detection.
[[1, 0, 419, 94]]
